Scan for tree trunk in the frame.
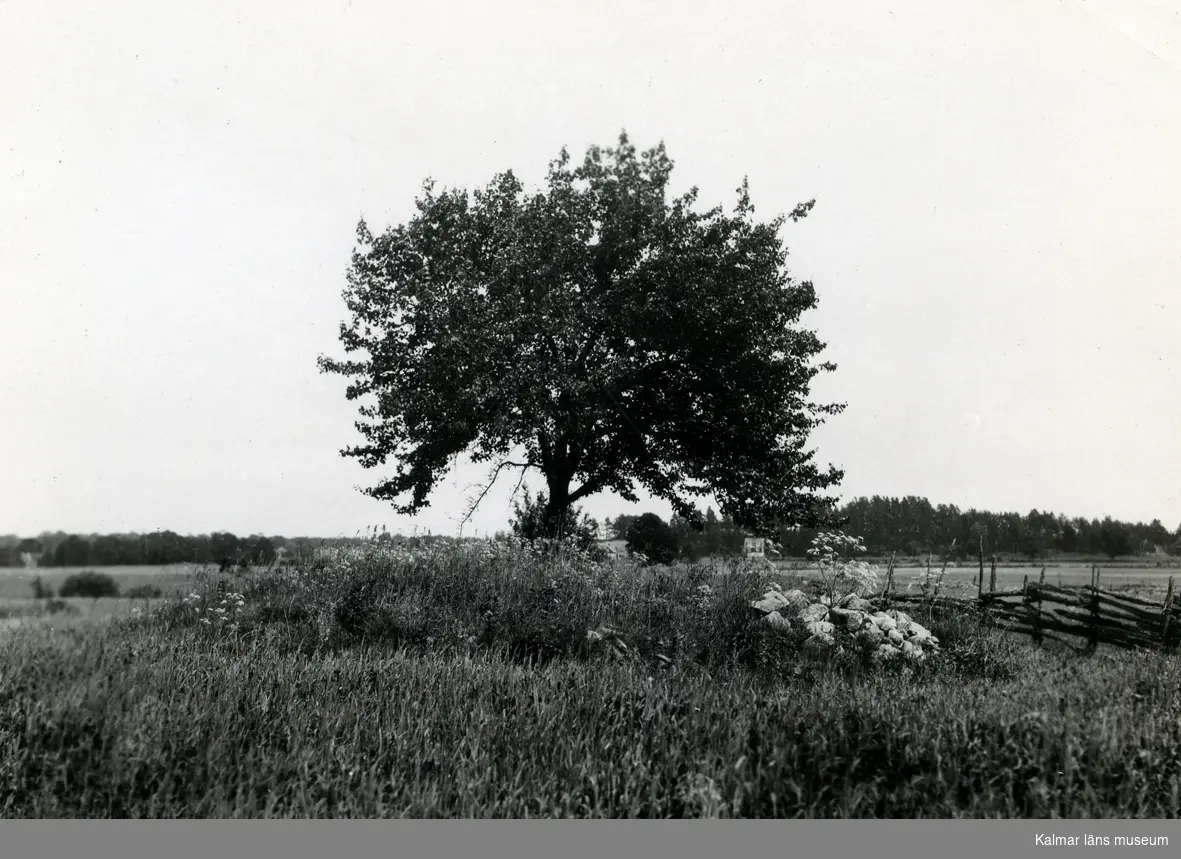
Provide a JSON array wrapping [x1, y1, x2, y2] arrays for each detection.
[[543, 475, 571, 540]]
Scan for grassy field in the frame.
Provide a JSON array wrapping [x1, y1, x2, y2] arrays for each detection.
[[890, 564, 1178, 600], [0, 564, 244, 601], [4, 559, 1174, 601], [0, 596, 172, 631], [770, 561, 1179, 600], [1, 542, 1179, 818]]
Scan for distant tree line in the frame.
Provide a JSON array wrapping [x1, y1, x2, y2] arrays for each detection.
[[825, 496, 1180, 561], [599, 496, 1181, 563], [2, 495, 1177, 568], [0, 531, 288, 569], [0, 529, 489, 569]]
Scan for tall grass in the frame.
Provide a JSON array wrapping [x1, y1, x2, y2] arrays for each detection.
[[220, 539, 819, 675], [1, 538, 1179, 818]]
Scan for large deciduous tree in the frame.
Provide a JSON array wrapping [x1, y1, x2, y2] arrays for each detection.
[[319, 133, 844, 537]]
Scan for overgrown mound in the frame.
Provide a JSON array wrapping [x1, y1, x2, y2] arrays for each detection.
[[144, 536, 1013, 683]]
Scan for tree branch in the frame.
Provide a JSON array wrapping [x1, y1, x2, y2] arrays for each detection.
[[459, 458, 534, 529], [575, 329, 604, 374], [568, 478, 605, 505]]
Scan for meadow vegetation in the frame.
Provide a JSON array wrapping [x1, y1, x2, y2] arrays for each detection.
[[1, 537, 1179, 818]]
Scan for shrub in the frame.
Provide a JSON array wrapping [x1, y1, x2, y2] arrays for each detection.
[[508, 489, 601, 555], [806, 531, 880, 605], [625, 513, 679, 566], [30, 576, 54, 600], [58, 571, 120, 599]]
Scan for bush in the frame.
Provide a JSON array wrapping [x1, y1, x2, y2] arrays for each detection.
[[58, 571, 120, 599], [626, 513, 679, 565], [30, 576, 54, 600], [508, 489, 600, 555]]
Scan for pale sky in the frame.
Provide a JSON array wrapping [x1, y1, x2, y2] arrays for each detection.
[[3, 0, 1180, 539]]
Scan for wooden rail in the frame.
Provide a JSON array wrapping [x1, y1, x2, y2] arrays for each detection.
[[876, 565, 1179, 653]]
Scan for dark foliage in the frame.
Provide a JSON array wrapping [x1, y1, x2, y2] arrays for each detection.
[[58, 571, 120, 599], [319, 132, 844, 538]]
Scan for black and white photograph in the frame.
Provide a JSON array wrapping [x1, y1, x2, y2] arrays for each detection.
[[3, 0, 1181, 823]]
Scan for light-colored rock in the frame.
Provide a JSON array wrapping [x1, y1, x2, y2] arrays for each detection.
[[901, 640, 926, 662], [856, 625, 885, 648], [907, 621, 933, 640], [751, 591, 791, 614], [871, 643, 901, 663], [886, 609, 914, 632], [912, 632, 940, 650], [839, 594, 873, 612], [799, 603, 830, 623], [870, 613, 898, 632], [587, 627, 631, 659], [806, 620, 836, 637], [857, 621, 885, 639], [803, 632, 837, 651], [762, 612, 792, 633], [887, 628, 905, 646], [829, 608, 869, 630], [900, 621, 941, 651], [780, 589, 811, 614]]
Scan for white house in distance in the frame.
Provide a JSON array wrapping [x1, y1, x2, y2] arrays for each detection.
[[596, 539, 630, 558], [743, 536, 766, 558], [744, 536, 784, 562]]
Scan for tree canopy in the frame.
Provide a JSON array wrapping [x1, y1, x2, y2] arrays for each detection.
[[319, 132, 844, 536], [625, 512, 679, 566]]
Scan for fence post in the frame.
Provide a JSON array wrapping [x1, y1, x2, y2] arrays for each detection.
[[1032, 570, 1044, 646], [1163, 575, 1175, 651], [882, 550, 897, 598], [1086, 566, 1100, 654], [977, 536, 984, 600], [989, 555, 997, 594], [1021, 573, 1042, 646]]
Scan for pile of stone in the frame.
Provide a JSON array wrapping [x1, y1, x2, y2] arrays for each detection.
[[585, 625, 632, 660], [750, 587, 941, 663]]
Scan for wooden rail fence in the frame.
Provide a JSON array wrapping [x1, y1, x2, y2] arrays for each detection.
[[880, 562, 1180, 653]]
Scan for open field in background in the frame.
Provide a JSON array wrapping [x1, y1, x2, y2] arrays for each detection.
[[2, 558, 1177, 603], [0, 564, 242, 601], [0, 597, 173, 631], [0, 541, 1179, 818], [767, 562, 1180, 600]]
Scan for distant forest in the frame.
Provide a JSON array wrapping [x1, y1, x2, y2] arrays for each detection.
[[2, 496, 1179, 568], [604, 495, 1180, 563]]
